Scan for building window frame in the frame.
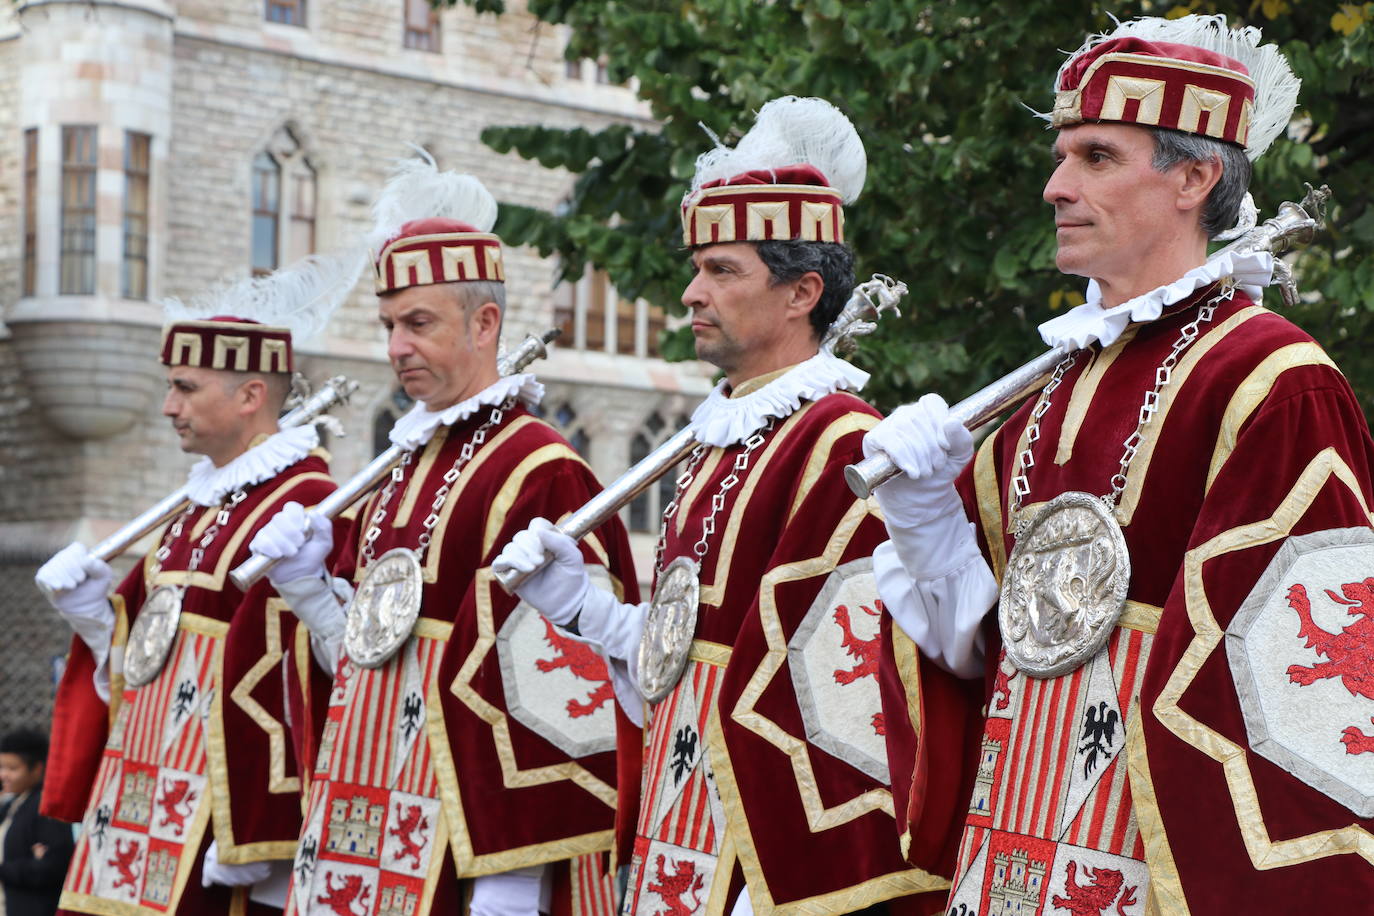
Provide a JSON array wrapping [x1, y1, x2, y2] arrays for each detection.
[[60, 125, 98, 295], [402, 0, 441, 52], [554, 264, 667, 358], [251, 150, 281, 276], [22, 128, 37, 297], [123, 131, 151, 300], [251, 127, 316, 276], [265, 0, 306, 27]]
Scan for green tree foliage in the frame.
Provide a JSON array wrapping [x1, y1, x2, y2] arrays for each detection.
[[453, 0, 1374, 413]]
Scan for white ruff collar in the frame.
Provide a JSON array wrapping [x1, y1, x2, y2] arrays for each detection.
[[688, 351, 869, 448], [184, 424, 320, 506], [388, 373, 543, 451], [1038, 250, 1275, 350]]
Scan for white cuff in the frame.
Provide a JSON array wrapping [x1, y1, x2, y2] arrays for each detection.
[[574, 586, 649, 727], [875, 531, 996, 679], [249, 859, 293, 908], [469, 865, 549, 916], [274, 574, 348, 674]]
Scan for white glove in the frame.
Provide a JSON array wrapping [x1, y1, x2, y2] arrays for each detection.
[[250, 501, 333, 587], [493, 518, 589, 626], [469, 865, 548, 916], [201, 840, 273, 888], [495, 519, 650, 722], [863, 393, 973, 525], [273, 575, 347, 671], [36, 543, 115, 657]]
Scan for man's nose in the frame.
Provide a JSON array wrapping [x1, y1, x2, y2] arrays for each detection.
[[1043, 160, 1077, 206], [387, 328, 413, 362], [682, 273, 708, 310]]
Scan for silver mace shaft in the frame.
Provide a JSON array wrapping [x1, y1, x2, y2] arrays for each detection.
[[494, 274, 908, 595], [85, 375, 361, 566], [844, 183, 1332, 499], [230, 328, 560, 591]]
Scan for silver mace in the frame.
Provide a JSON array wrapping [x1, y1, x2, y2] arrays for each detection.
[[494, 274, 907, 594], [844, 184, 1332, 499], [230, 328, 560, 590]]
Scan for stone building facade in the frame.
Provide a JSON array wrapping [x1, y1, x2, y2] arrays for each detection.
[[0, 0, 711, 731]]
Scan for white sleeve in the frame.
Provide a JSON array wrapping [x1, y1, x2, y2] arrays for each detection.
[[571, 586, 649, 726], [874, 515, 997, 679]]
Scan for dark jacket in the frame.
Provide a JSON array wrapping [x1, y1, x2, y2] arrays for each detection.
[[0, 785, 74, 916]]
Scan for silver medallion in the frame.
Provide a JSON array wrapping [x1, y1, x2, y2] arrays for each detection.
[[999, 491, 1130, 678], [125, 585, 184, 688], [345, 547, 423, 669], [637, 556, 701, 704]]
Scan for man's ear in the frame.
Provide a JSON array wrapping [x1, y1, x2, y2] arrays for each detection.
[[237, 377, 270, 416], [469, 301, 503, 349], [786, 270, 826, 324], [1177, 155, 1223, 214]]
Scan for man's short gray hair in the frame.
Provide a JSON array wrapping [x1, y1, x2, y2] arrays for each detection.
[[1148, 128, 1252, 239], [449, 280, 506, 315]]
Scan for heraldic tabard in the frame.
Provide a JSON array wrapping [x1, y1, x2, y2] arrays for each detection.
[[45, 452, 335, 916], [621, 390, 977, 916], [933, 286, 1374, 914], [284, 404, 638, 916]]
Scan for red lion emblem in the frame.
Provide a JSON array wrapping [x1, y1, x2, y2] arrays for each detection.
[[1285, 579, 1374, 754], [156, 777, 197, 835], [833, 602, 885, 735], [992, 660, 1017, 711], [107, 838, 142, 894], [316, 871, 372, 916], [388, 802, 430, 869], [536, 618, 615, 718], [647, 854, 704, 916], [1051, 860, 1138, 916]]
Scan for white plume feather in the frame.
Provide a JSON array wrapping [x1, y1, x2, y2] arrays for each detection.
[[161, 248, 366, 346], [687, 96, 867, 204], [1054, 14, 1300, 160], [368, 147, 498, 251]]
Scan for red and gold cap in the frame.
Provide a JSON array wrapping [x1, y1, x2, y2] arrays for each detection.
[[682, 164, 845, 247], [160, 316, 293, 373], [367, 156, 504, 295], [374, 217, 505, 294], [681, 97, 866, 247], [1052, 37, 1255, 147], [1048, 15, 1299, 161]]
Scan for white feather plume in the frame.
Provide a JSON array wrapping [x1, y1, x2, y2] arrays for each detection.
[[1054, 14, 1300, 160], [368, 147, 498, 251], [687, 96, 867, 204], [161, 248, 366, 346]]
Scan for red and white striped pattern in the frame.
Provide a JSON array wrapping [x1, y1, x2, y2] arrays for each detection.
[[122, 632, 214, 774], [638, 661, 723, 855], [952, 629, 1153, 885], [569, 852, 616, 916], [287, 637, 446, 915], [62, 630, 216, 908]]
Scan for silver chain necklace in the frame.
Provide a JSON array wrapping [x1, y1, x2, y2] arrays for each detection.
[[360, 399, 510, 567], [639, 417, 777, 704], [127, 487, 250, 688], [1000, 281, 1236, 677], [346, 398, 512, 668]]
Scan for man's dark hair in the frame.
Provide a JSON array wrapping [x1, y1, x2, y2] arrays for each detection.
[[0, 726, 49, 768], [1148, 128, 1252, 240], [753, 240, 856, 339]]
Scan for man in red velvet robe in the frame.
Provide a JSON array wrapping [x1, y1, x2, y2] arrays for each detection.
[[868, 15, 1374, 912], [35, 312, 340, 916], [248, 166, 639, 916], [497, 98, 974, 916]]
